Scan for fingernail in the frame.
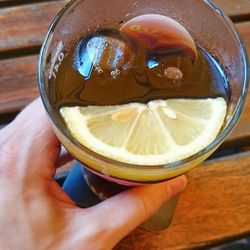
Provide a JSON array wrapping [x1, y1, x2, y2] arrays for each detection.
[[168, 175, 187, 197]]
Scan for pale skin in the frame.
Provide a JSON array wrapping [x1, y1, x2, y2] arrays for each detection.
[[0, 99, 187, 250]]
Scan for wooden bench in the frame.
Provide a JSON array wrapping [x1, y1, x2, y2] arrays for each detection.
[[0, 0, 250, 249]]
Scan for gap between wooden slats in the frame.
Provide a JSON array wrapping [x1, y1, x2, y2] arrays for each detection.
[[0, 0, 63, 8]]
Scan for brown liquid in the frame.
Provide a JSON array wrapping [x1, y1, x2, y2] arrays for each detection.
[[48, 28, 230, 117]]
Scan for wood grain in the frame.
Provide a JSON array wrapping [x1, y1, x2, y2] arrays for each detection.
[[0, 0, 250, 56], [0, 1, 68, 55], [0, 0, 53, 7], [1, 0, 249, 18], [116, 152, 250, 250], [223, 21, 250, 148], [0, 0, 42, 1], [236, 21, 250, 53], [213, 0, 250, 19], [0, 55, 38, 114], [225, 87, 250, 148]]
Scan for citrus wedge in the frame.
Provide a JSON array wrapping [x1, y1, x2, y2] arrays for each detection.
[[120, 14, 198, 60], [60, 97, 226, 165]]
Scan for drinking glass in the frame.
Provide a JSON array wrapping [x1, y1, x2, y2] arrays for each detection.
[[38, 0, 248, 231]]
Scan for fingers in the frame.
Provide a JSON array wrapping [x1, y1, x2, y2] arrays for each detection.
[[0, 99, 60, 178], [84, 175, 187, 248]]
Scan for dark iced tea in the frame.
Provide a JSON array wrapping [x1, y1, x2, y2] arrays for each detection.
[[48, 28, 229, 117]]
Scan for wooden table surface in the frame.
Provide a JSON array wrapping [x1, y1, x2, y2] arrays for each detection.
[[0, 0, 250, 249]]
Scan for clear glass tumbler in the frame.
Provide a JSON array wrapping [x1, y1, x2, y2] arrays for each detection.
[[38, 0, 248, 186]]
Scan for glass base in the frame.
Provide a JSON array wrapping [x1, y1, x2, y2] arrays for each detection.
[[62, 162, 179, 232]]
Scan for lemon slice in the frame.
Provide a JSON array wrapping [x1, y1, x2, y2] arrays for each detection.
[[120, 14, 198, 60], [60, 98, 227, 165]]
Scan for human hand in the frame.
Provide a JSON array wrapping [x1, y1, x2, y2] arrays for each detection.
[[0, 99, 187, 250]]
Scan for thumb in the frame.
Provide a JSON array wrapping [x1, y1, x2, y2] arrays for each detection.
[[85, 175, 187, 248]]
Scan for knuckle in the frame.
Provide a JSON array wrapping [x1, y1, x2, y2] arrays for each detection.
[[136, 185, 172, 222]]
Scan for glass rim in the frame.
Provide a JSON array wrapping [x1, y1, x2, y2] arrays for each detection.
[[38, 0, 249, 175]]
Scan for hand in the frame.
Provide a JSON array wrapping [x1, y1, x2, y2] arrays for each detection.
[[0, 99, 187, 250]]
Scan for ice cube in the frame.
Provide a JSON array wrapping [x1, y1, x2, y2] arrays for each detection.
[[87, 35, 134, 73], [75, 32, 134, 80]]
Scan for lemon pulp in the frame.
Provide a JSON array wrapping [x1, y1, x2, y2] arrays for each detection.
[[60, 98, 227, 165]]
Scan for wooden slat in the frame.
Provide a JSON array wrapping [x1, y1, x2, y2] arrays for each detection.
[[226, 93, 250, 148], [0, 0, 249, 56], [0, 1, 68, 55], [116, 152, 250, 250], [0, 0, 13, 2], [236, 21, 250, 51], [0, 55, 38, 115], [0, 0, 249, 18], [0, 0, 40, 8], [213, 0, 250, 19], [224, 21, 250, 147], [0, 0, 51, 6], [0, 0, 56, 2]]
